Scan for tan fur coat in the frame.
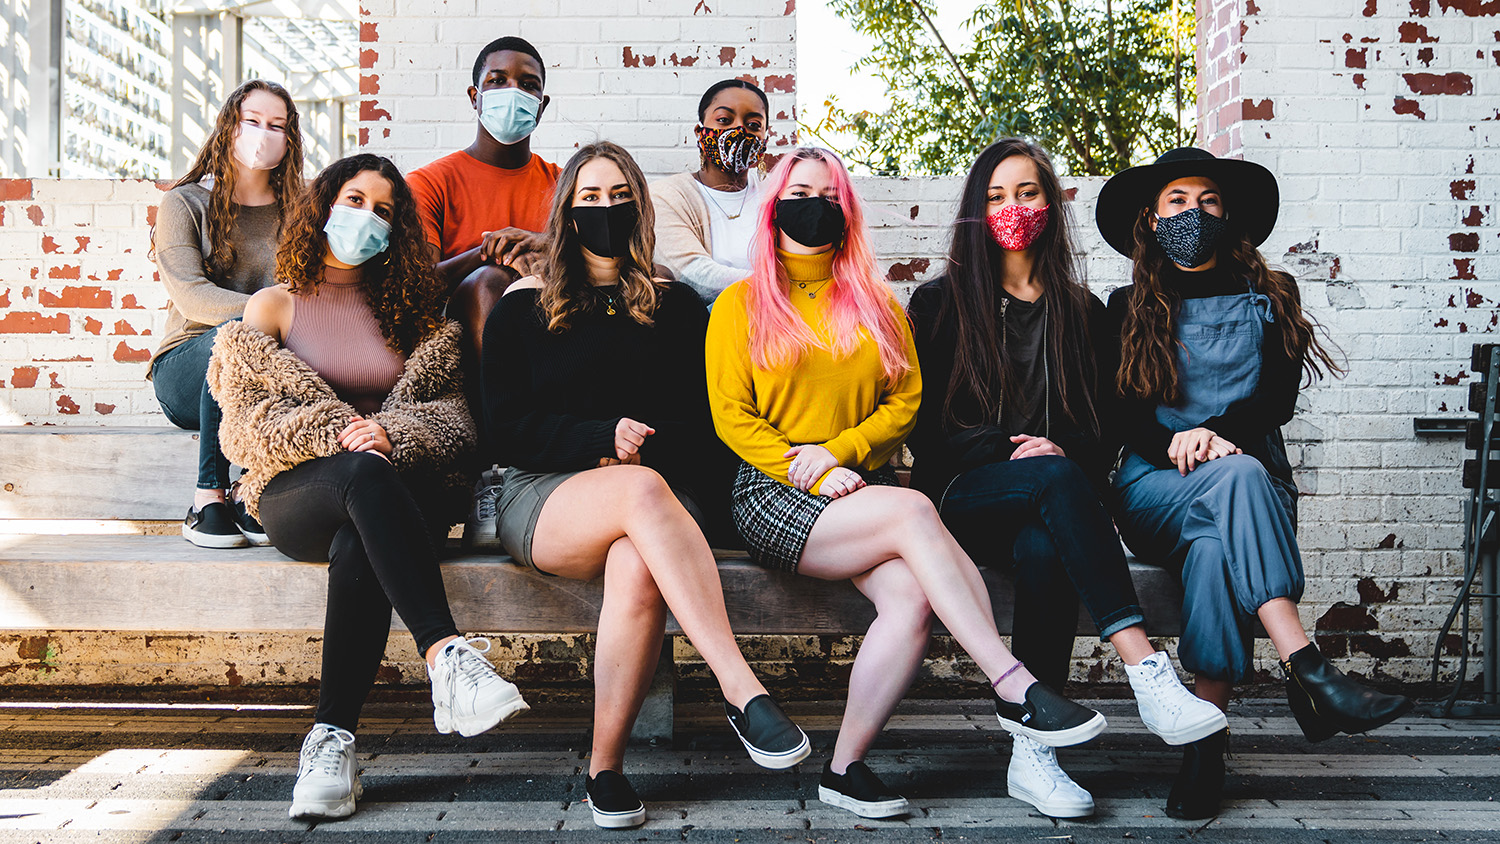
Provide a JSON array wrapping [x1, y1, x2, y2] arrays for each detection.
[[207, 319, 476, 521]]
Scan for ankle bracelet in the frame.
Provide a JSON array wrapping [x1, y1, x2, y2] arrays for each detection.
[[991, 660, 1025, 689]]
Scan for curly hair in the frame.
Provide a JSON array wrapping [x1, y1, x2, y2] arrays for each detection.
[[275, 154, 445, 356], [536, 142, 663, 332], [1117, 200, 1344, 405], [168, 80, 303, 281]]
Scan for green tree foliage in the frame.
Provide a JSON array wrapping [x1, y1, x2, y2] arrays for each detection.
[[807, 0, 1195, 176]]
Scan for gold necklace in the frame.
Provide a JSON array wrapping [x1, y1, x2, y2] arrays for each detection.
[[795, 278, 832, 299]]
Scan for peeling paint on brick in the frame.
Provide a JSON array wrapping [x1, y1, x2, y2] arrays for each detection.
[[84, 317, 103, 335], [1394, 96, 1427, 118], [360, 48, 377, 70], [360, 100, 391, 122], [1364, 0, 1379, 14], [41, 235, 60, 254], [0, 313, 69, 334], [668, 52, 698, 67], [1399, 21, 1437, 42], [94, 402, 115, 415], [1243, 98, 1275, 119], [26, 205, 43, 225], [55, 395, 79, 415], [9, 367, 38, 388], [1404, 72, 1474, 95], [763, 74, 794, 93], [359, 74, 380, 95], [46, 266, 81, 280], [718, 46, 737, 66], [1451, 232, 1480, 251], [112, 341, 150, 363], [885, 258, 931, 282], [1452, 179, 1476, 199], [120, 294, 144, 309], [112, 319, 137, 335], [1462, 205, 1486, 225], [0, 180, 32, 201], [39, 286, 110, 308], [1346, 48, 1368, 68]]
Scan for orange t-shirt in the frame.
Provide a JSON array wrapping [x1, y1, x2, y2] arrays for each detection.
[[407, 150, 562, 260]]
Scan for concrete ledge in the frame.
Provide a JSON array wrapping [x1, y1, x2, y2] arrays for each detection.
[[0, 534, 1185, 636]]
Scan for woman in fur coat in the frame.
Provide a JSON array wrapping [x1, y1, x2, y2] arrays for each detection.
[[208, 153, 525, 823]]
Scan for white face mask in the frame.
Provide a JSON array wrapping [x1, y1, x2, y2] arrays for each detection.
[[233, 121, 288, 171], [478, 87, 542, 145]]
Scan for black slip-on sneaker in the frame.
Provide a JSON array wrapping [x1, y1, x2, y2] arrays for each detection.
[[183, 502, 249, 549], [586, 770, 646, 829], [995, 682, 1107, 747], [229, 497, 271, 546], [725, 694, 811, 769], [818, 760, 909, 819]]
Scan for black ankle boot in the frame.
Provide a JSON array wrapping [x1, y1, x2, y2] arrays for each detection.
[[1166, 727, 1226, 820], [1282, 643, 1414, 742]]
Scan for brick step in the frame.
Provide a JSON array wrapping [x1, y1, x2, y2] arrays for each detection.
[[0, 534, 1186, 637], [0, 427, 197, 520]]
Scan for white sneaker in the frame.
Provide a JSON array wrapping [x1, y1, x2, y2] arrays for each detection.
[[428, 636, 530, 737], [289, 724, 362, 820], [1125, 651, 1229, 745], [1007, 733, 1094, 818]]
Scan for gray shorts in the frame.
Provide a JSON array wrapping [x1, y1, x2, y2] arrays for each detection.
[[494, 466, 706, 571]]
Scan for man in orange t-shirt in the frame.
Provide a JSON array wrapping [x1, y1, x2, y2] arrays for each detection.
[[409, 36, 560, 367]]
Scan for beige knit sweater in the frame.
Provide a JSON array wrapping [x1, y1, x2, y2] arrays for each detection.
[[207, 319, 475, 521], [649, 172, 758, 305]]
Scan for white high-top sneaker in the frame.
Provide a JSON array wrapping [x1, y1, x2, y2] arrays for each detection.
[[428, 636, 530, 737], [1007, 733, 1094, 818], [1125, 651, 1229, 745], [288, 724, 362, 820]]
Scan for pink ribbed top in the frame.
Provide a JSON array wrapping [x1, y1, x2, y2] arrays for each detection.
[[285, 265, 406, 415]]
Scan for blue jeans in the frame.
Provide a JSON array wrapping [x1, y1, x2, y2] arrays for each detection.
[[939, 455, 1147, 691], [152, 324, 232, 490], [1112, 451, 1304, 683]]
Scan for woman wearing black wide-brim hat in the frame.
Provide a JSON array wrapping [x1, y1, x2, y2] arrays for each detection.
[[1097, 148, 1413, 819]]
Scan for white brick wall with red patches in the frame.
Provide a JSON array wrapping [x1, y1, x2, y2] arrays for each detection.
[[1, 0, 1496, 685], [0, 178, 170, 425]]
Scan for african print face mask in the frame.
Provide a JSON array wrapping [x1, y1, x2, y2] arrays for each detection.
[[1153, 208, 1227, 268], [698, 125, 767, 174]]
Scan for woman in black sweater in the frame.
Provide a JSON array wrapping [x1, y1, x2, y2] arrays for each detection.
[[907, 139, 1226, 819], [1099, 147, 1412, 819], [480, 141, 808, 830]]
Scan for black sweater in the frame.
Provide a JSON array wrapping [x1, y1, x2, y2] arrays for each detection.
[[906, 276, 1118, 504], [1104, 262, 1301, 483], [481, 281, 717, 496]]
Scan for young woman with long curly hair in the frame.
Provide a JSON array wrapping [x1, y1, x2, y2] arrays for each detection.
[[149, 79, 304, 548], [906, 138, 1227, 819], [209, 154, 527, 822], [706, 146, 1105, 821], [1098, 147, 1412, 819], [481, 141, 810, 830]]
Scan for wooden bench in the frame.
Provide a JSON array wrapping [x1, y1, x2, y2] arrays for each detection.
[[0, 426, 1192, 742]]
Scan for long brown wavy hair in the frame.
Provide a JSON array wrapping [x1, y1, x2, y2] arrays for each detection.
[[1116, 195, 1344, 405], [938, 138, 1098, 435], [537, 141, 663, 332], [275, 154, 444, 356], [168, 80, 303, 281]]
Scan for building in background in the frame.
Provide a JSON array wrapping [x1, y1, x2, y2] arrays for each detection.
[[0, 0, 357, 180]]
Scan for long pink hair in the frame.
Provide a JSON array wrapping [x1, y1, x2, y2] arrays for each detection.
[[746, 147, 911, 384]]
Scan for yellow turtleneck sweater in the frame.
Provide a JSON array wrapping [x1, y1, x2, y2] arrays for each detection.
[[705, 249, 921, 495]]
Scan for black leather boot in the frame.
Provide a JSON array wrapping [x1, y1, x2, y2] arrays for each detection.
[[1282, 643, 1414, 742], [1166, 727, 1226, 820]]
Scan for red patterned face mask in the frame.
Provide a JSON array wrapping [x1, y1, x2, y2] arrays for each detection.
[[986, 203, 1051, 251]]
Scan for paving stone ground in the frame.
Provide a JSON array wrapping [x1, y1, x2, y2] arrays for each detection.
[[0, 697, 1496, 843]]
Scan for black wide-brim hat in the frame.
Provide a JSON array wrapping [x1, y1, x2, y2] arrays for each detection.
[[1095, 147, 1279, 258]]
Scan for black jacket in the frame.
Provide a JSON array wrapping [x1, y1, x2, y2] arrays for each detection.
[[906, 276, 1118, 505]]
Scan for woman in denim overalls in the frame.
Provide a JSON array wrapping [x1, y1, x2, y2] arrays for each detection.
[[1096, 148, 1412, 820]]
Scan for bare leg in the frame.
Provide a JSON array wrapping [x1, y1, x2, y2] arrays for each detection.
[[529, 465, 764, 708], [589, 538, 667, 776], [1108, 626, 1158, 665], [799, 486, 1035, 698], [1194, 676, 1232, 712], [1256, 597, 1311, 661], [825, 560, 933, 773]]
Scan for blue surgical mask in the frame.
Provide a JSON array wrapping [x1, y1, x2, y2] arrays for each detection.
[[323, 204, 390, 266], [479, 87, 541, 145]]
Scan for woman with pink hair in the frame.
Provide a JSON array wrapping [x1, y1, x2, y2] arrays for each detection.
[[706, 147, 1105, 819]]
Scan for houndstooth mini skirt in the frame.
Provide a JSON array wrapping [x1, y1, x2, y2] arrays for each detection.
[[730, 460, 899, 573]]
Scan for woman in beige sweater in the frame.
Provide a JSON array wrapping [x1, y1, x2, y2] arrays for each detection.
[[650, 79, 770, 306], [210, 154, 525, 823]]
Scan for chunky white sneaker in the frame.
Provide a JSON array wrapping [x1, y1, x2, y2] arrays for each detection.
[[288, 724, 362, 820], [1125, 651, 1229, 745], [428, 636, 529, 737], [1007, 733, 1094, 818]]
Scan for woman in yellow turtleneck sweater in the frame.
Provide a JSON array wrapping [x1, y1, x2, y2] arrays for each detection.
[[706, 147, 1105, 820]]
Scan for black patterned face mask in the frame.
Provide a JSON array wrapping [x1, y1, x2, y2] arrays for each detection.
[[1153, 208, 1228, 268]]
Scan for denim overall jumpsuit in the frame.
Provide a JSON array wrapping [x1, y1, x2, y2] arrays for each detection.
[[1111, 284, 1304, 683]]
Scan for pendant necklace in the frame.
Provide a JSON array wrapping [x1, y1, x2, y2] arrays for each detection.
[[702, 180, 749, 220], [796, 278, 832, 299]]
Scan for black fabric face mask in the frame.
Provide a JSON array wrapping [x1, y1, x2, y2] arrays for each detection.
[[775, 196, 846, 249], [1153, 207, 1228, 268], [571, 201, 638, 258]]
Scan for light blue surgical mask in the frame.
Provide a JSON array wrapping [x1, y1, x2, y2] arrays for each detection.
[[479, 87, 541, 145], [323, 204, 391, 266]]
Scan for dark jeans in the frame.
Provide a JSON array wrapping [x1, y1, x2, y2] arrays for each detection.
[[152, 324, 231, 490], [939, 455, 1146, 691], [258, 452, 461, 732]]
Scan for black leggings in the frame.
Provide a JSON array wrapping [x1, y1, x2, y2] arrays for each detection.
[[258, 452, 460, 732], [938, 455, 1146, 691]]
